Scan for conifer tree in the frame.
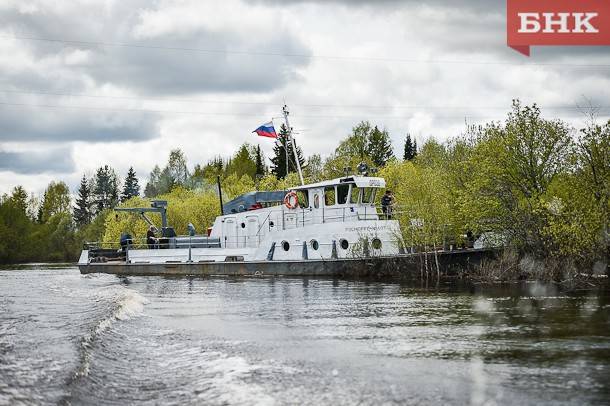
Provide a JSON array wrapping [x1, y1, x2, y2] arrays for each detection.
[[270, 124, 305, 179], [93, 165, 119, 212], [403, 134, 417, 161], [74, 175, 93, 226], [254, 144, 266, 177], [121, 167, 140, 202], [368, 125, 394, 167]]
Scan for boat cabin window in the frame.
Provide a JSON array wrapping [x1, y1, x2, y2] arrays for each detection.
[[296, 190, 309, 208], [313, 194, 320, 208], [337, 184, 349, 205], [350, 185, 360, 204], [362, 187, 376, 204], [324, 186, 336, 206]]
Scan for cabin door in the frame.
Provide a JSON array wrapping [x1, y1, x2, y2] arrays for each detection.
[[223, 217, 237, 248], [245, 215, 259, 248]]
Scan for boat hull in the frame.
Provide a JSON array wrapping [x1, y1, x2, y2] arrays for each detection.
[[79, 249, 497, 279]]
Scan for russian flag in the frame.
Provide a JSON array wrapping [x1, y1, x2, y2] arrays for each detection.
[[253, 122, 277, 139]]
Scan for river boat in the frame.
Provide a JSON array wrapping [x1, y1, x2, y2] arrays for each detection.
[[79, 107, 494, 277]]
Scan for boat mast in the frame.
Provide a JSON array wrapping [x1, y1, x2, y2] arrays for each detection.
[[282, 105, 305, 186]]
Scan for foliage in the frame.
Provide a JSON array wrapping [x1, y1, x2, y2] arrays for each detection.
[[225, 143, 257, 179], [2, 100, 608, 269], [460, 101, 573, 256], [324, 121, 394, 177], [403, 134, 417, 161], [93, 165, 120, 213], [335, 121, 394, 168], [254, 144, 267, 178], [40, 181, 71, 224], [144, 149, 190, 196], [121, 167, 140, 202], [144, 165, 163, 197], [74, 175, 93, 227]]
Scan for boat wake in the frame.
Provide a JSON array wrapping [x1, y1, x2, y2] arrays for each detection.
[[71, 287, 148, 380]]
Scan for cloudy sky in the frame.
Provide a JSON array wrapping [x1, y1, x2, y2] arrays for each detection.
[[1, 0, 609, 195]]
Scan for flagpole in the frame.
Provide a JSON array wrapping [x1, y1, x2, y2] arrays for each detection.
[[282, 105, 305, 186]]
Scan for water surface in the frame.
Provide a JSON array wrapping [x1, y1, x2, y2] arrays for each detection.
[[1, 266, 608, 405]]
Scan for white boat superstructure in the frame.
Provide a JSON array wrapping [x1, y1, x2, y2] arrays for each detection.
[[79, 175, 404, 266]]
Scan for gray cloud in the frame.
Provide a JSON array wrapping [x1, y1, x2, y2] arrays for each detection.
[[0, 147, 75, 174], [0, 2, 310, 96], [0, 106, 160, 142]]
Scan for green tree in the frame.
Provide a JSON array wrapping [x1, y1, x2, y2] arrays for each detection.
[[121, 167, 140, 202], [0, 197, 33, 263], [403, 134, 417, 161], [74, 175, 93, 227], [165, 149, 190, 187], [270, 124, 305, 179], [144, 165, 162, 197], [304, 154, 323, 182], [331, 121, 394, 173], [462, 101, 573, 256], [254, 145, 267, 177], [145, 150, 190, 196], [368, 125, 394, 167], [40, 181, 71, 224], [93, 166, 119, 212], [225, 143, 257, 179]]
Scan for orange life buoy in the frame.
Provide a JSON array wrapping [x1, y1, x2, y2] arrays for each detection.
[[284, 191, 298, 209]]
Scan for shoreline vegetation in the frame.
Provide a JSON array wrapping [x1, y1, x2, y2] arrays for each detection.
[[1, 101, 608, 283]]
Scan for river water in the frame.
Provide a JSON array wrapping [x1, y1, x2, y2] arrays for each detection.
[[0, 266, 608, 405]]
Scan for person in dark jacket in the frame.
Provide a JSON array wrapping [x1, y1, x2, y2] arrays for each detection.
[[381, 190, 395, 219], [146, 226, 158, 249]]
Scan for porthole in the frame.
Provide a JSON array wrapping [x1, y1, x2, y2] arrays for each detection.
[[372, 238, 382, 249], [241, 222, 246, 228], [282, 241, 290, 251], [310, 239, 319, 250], [340, 239, 349, 250]]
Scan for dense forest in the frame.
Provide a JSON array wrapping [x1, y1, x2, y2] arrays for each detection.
[[1, 102, 608, 277]]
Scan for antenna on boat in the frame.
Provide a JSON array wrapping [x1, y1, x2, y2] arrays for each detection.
[[282, 105, 305, 186]]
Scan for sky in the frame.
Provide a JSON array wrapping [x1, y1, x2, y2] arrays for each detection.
[[1, 0, 609, 195]]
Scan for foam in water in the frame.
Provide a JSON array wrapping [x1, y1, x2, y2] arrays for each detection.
[[75, 287, 149, 379]]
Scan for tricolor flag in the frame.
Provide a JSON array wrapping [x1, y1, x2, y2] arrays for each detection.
[[253, 122, 277, 139]]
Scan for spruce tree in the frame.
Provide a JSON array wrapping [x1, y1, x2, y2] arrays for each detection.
[[74, 175, 93, 226], [121, 167, 140, 202], [270, 124, 305, 179], [93, 165, 119, 212], [403, 134, 416, 161], [254, 145, 266, 177], [368, 126, 394, 167]]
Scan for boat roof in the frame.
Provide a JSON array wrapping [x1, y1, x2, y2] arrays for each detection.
[[291, 176, 386, 191]]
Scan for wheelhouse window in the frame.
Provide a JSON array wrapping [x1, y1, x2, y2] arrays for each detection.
[[337, 184, 349, 205], [324, 186, 336, 206], [350, 185, 360, 204], [296, 190, 309, 208], [361, 187, 376, 204]]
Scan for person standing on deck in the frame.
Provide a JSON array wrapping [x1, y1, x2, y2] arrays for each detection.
[[381, 190, 395, 220], [146, 226, 158, 249]]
